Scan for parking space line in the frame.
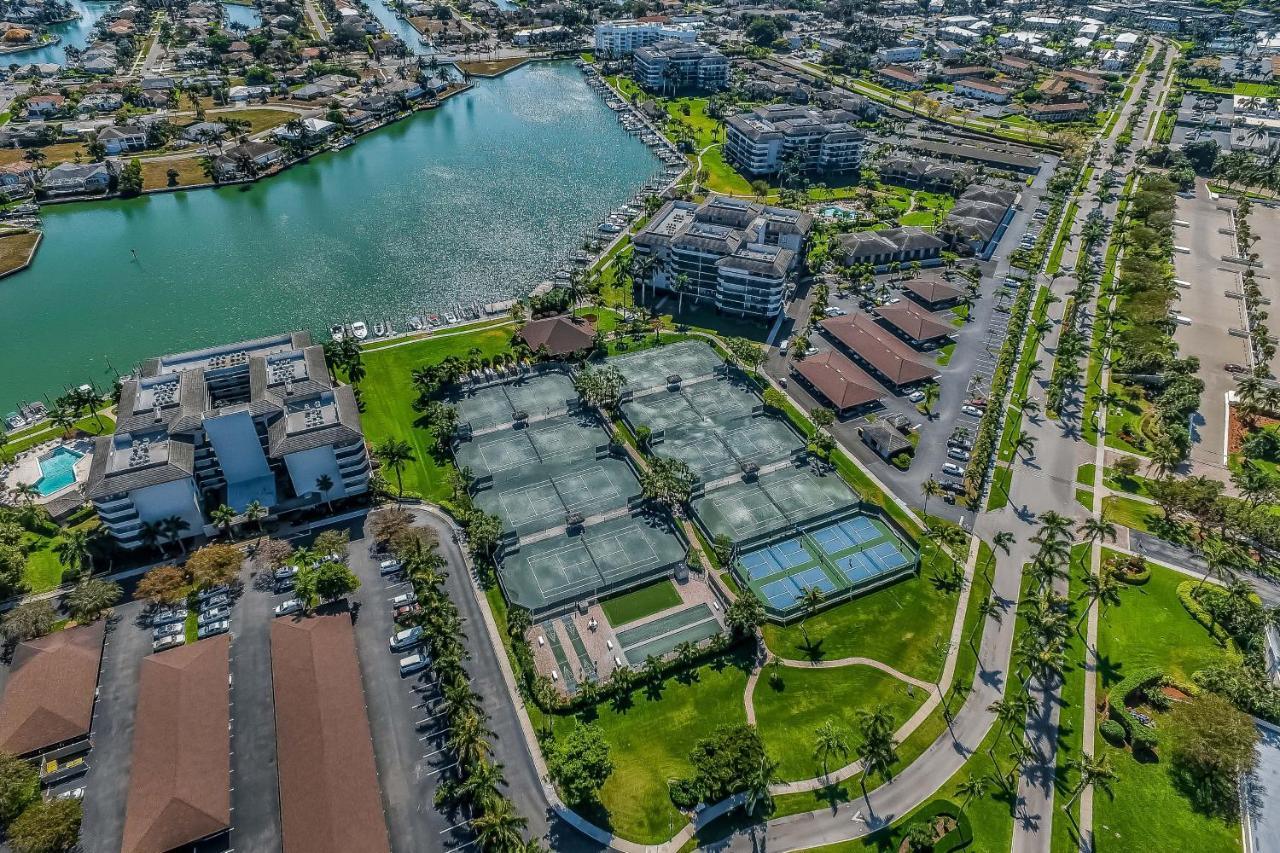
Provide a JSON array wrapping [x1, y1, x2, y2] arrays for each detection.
[[440, 820, 469, 834]]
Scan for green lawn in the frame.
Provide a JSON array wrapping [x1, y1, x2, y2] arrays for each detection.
[[356, 325, 514, 503], [1076, 488, 1094, 511], [1104, 388, 1152, 456], [599, 580, 682, 627], [1093, 562, 1242, 853], [754, 664, 928, 781], [21, 538, 66, 592], [184, 611, 198, 644], [1, 414, 115, 465], [1050, 546, 1091, 853], [1103, 467, 1156, 499], [1077, 463, 1095, 485], [761, 541, 962, 683], [1100, 495, 1160, 534], [987, 466, 1013, 511], [548, 650, 753, 843]]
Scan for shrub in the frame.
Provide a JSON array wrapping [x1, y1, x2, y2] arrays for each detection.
[[1100, 719, 1126, 745], [1175, 580, 1232, 645], [1107, 667, 1165, 752]]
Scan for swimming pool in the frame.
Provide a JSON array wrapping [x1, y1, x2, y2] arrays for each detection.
[[819, 205, 858, 220], [35, 447, 83, 496]]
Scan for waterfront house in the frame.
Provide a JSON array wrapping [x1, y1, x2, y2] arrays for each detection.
[[39, 162, 111, 196], [81, 55, 118, 75], [0, 161, 36, 189], [213, 141, 284, 179], [273, 117, 338, 143], [97, 124, 147, 154], [181, 121, 228, 143], [85, 332, 371, 551], [382, 79, 424, 101], [228, 84, 272, 102]]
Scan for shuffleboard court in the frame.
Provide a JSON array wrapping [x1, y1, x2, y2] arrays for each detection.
[[621, 617, 722, 663], [608, 340, 724, 392], [616, 603, 712, 649]]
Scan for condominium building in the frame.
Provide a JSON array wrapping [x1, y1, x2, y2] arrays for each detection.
[[85, 332, 370, 550], [632, 41, 729, 92], [724, 104, 865, 177], [632, 195, 812, 319], [593, 19, 697, 56]]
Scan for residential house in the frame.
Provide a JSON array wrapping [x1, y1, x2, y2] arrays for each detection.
[[181, 121, 228, 143], [214, 140, 285, 178], [1025, 101, 1090, 121], [97, 124, 147, 154], [23, 93, 64, 119], [39, 162, 112, 196]]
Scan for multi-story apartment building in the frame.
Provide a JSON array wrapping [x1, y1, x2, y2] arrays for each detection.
[[724, 104, 865, 177], [85, 332, 370, 549], [593, 19, 697, 56], [632, 41, 729, 92], [632, 195, 812, 320]]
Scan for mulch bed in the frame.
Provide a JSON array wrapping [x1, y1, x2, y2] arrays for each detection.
[[1227, 406, 1280, 454]]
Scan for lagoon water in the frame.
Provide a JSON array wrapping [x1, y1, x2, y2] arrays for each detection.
[[0, 62, 660, 411]]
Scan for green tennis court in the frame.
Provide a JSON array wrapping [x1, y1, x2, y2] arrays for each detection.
[[609, 339, 725, 392], [452, 371, 578, 431]]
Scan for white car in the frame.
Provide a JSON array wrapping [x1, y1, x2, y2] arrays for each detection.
[[152, 634, 185, 653], [391, 591, 417, 607], [961, 405, 984, 418], [942, 462, 965, 477], [55, 787, 85, 801], [151, 608, 187, 627], [198, 619, 230, 639], [378, 558, 403, 576], [273, 599, 303, 617], [907, 390, 925, 403], [389, 625, 423, 652], [947, 447, 971, 462], [153, 622, 184, 640], [399, 652, 430, 677], [198, 606, 230, 625]]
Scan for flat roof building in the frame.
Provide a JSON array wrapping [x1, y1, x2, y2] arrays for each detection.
[[725, 103, 866, 178], [85, 332, 370, 550], [593, 19, 697, 55], [121, 636, 230, 853], [633, 40, 728, 92], [633, 195, 812, 320]]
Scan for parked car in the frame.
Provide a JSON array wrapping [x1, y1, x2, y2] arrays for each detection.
[[198, 620, 230, 639], [961, 405, 984, 418], [1224, 363, 1247, 374], [805, 346, 819, 357], [941, 481, 966, 495], [197, 585, 230, 603], [942, 462, 965, 477], [391, 591, 417, 607], [378, 558, 403, 577], [389, 625, 423, 652], [199, 594, 229, 611], [274, 565, 299, 582], [394, 603, 423, 625], [55, 788, 85, 801], [399, 652, 430, 677], [907, 390, 925, 403], [150, 608, 187, 627], [273, 599, 303, 617], [152, 622, 184, 640], [197, 606, 230, 625], [947, 437, 973, 451], [152, 634, 185, 653], [947, 447, 971, 462]]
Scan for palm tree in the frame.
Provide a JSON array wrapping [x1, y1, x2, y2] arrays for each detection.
[[856, 704, 898, 802], [813, 718, 850, 778], [993, 530, 1015, 557], [1014, 430, 1037, 461], [921, 477, 943, 516], [1038, 510, 1073, 541], [954, 773, 989, 821], [1063, 752, 1116, 814], [672, 272, 690, 315], [471, 796, 527, 852], [65, 577, 122, 623], [1077, 516, 1116, 547], [796, 585, 825, 648], [314, 473, 335, 512], [210, 504, 236, 539], [244, 501, 268, 539], [139, 519, 164, 554], [1021, 398, 1041, 420], [970, 596, 1002, 651], [376, 438, 415, 499], [921, 383, 940, 416], [448, 711, 495, 769], [162, 515, 190, 555], [54, 528, 95, 578], [1077, 565, 1122, 632], [455, 758, 505, 809]]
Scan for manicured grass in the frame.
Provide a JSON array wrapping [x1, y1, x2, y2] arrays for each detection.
[[599, 580, 682, 627], [0, 141, 86, 167], [1100, 495, 1160, 534], [0, 230, 38, 275], [1050, 545, 1091, 853], [141, 157, 210, 191], [761, 542, 962, 683], [1, 415, 114, 465], [1075, 488, 1093, 511], [184, 611, 199, 644], [754, 663, 928, 781], [986, 466, 1012, 511], [204, 107, 297, 134], [1077, 463, 1095, 485], [662, 98, 752, 195], [548, 650, 753, 843], [356, 325, 515, 503], [21, 539, 66, 592], [1103, 467, 1156, 499], [1181, 77, 1279, 97], [1104, 386, 1152, 456], [1093, 563, 1242, 853]]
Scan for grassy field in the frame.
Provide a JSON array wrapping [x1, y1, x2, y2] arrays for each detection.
[[1050, 545, 1091, 853], [761, 541, 962, 683], [661, 98, 752, 195], [0, 141, 86, 167], [754, 663, 928, 781], [1093, 562, 1242, 853], [356, 324, 515, 503], [548, 649, 753, 843], [0, 229, 38, 275], [600, 580, 681, 627], [1100, 495, 1160, 534], [20, 536, 66, 592], [1, 415, 114, 465], [205, 108, 297, 134], [141, 157, 211, 191]]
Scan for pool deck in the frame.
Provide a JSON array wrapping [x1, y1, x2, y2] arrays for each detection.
[[0, 436, 94, 504]]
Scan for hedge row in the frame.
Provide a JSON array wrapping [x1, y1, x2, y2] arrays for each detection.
[[1175, 580, 1232, 646], [1106, 666, 1166, 752]]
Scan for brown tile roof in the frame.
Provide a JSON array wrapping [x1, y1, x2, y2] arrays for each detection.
[[0, 622, 105, 757], [271, 612, 390, 853], [901, 276, 964, 306], [820, 312, 938, 386], [121, 636, 231, 853], [518, 315, 597, 357], [794, 349, 885, 409], [873, 302, 956, 343]]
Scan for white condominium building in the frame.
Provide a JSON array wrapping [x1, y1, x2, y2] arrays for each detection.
[[593, 19, 697, 56]]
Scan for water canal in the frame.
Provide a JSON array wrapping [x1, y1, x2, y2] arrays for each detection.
[[9, 0, 112, 66], [0, 62, 660, 410]]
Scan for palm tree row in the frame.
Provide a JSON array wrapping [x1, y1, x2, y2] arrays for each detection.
[[403, 547, 540, 852]]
